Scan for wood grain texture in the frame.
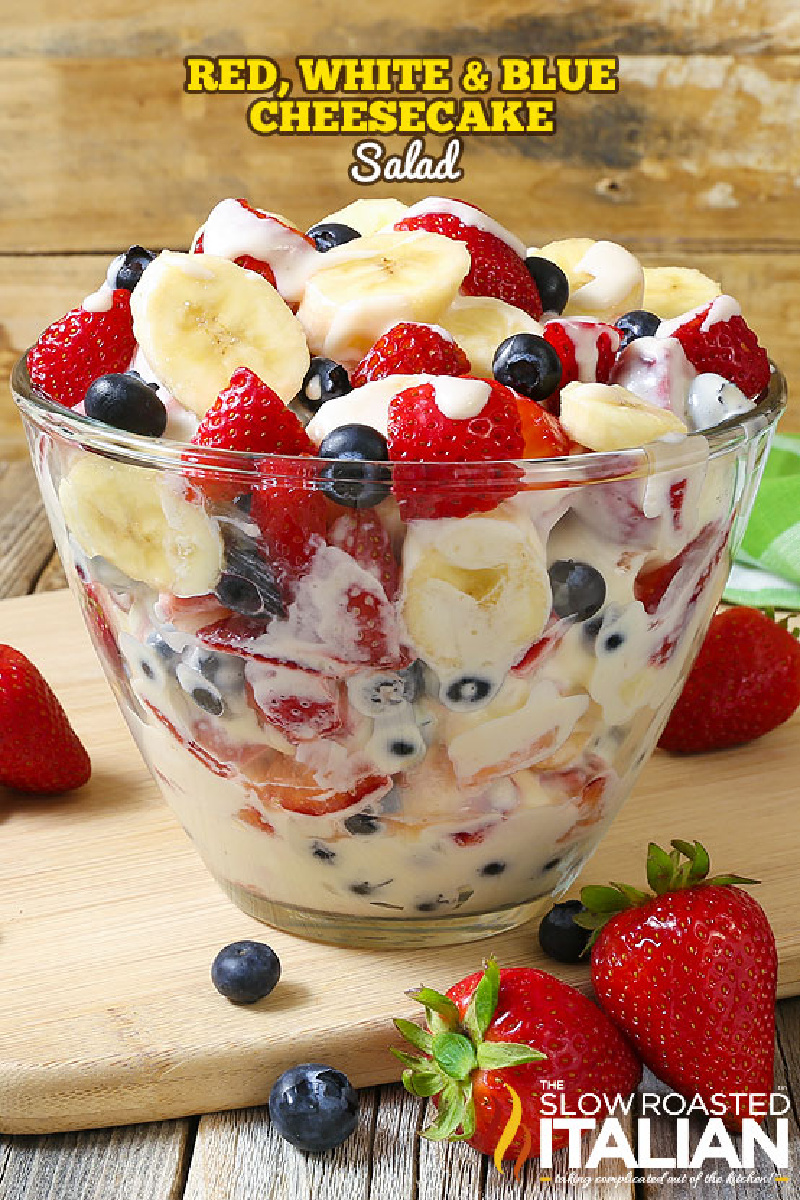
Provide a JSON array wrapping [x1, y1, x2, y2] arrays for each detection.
[[0, 1120, 193, 1200], [4, 0, 800, 57], [0, 460, 56, 598], [0, 588, 799, 1136], [2, 55, 800, 253]]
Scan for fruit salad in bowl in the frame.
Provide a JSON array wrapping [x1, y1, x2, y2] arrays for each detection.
[[12, 195, 784, 946]]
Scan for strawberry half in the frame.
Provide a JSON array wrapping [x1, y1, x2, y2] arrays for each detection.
[[351, 322, 470, 388], [328, 509, 399, 599], [386, 378, 525, 519], [658, 606, 800, 752], [188, 367, 315, 503], [27, 289, 135, 409], [580, 839, 777, 1130], [670, 304, 770, 399], [0, 645, 91, 793], [393, 958, 641, 1174], [395, 211, 542, 319], [250, 456, 328, 596]]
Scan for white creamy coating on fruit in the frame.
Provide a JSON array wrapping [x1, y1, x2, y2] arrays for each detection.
[[321, 293, 415, 364], [610, 336, 697, 418], [393, 197, 527, 257], [201, 198, 320, 304], [82, 281, 115, 313], [432, 377, 491, 419], [307, 374, 437, 443], [570, 241, 644, 316], [547, 317, 617, 381], [656, 294, 741, 339], [685, 373, 753, 431]]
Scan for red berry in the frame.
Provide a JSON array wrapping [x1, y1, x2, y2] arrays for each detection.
[[386, 379, 525, 519], [351, 322, 470, 388], [395, 212, 542, 318], [671, 306, 770, 399], [585, 840, 777, 1129], [329, 510, 399, 599], [658, 606, 800, 752], [0, 645, 91, 793], [247, 666, 342, 743], [514, 397, 571, 458], [27, 289, 135, 409], [250, 457, 328, 595], [394, 959, 641, 1171], [543, 319, 621, 389], [188, 367, 315, 503]]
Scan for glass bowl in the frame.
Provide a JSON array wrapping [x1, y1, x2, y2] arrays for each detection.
[[12, 355, 785, 946]]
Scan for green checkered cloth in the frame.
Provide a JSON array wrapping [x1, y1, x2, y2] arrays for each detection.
[[723, 433, 800, 611]]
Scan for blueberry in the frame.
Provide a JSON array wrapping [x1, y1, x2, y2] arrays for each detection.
[[215, 536, 286, 620], [211, 939, 281, 1004], [318, 424, 390, 509], [548, 560, 606, 622], [301, 358, 352, 414], [190, 685, 225, 716], [584, 605, 627, 654], [614, 310, 660, 350], [343, 811, 382, 835], [603, 631, 625, 651], [307, 222, 362, 253], [492, 333, 562, 404], [114, 245, 156, 292], [268, 1063, 358, 1153], [84, 373, 167, 437], [538, 900, 591, 964], [524, 256, 570, 315], [348, 670, 412, 715], [442, 674, 497, 711], [185, 647, 245, 693], [388, 737, 419, 758], [312, 842, 336, 862], [480, 861, 506, 876]]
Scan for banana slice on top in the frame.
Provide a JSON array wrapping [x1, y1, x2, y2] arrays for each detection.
[[321, 197, 409, 235], [130, 251, 310, 417], [539, 238, 644, 320], [559, 381, 688, 451], [296, 231, 471, 364], [437, 295, 544, 377], [642, 266, 722, 319], [60, 457, 223, 596]]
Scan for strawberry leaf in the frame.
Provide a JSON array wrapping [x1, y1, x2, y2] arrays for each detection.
[[407, 987, 460, 1028], [432, 1032, 477, 1081], [422, 1080, 468, 1141], [463, 956, 500, 1042], [580, 884, 629, 913], [476, 1041, 546, 1071], [707, 873, 760, 886], [402, 1067, 444, 1098], [647, 842, 675, 893], [394, 1017, 433, 1054]]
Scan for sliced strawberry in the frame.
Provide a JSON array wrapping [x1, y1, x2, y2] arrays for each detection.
[[250, 457, 328, 595], [236, 804, 276, 835], [514, 396, 570, 458], [27, 289, 135, 409], [193, 230, 277, 286], [247, 666, 343, 743], [670, 303, 770, 399], [188, 367, 315, 504], [256, 756, 392, 816], [544, 318, 621, 387], [328, 510, 399, 599], [386, 378, 525, 519], [351, 322, 470, 388], [395, 210, 542, 318], [341, 584, 404, 667]]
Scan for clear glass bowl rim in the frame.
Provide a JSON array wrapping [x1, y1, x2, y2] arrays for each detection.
[[11, 353, 787, 488]]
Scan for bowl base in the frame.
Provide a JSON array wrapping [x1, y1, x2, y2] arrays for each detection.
[[219, 879, 553, 949]]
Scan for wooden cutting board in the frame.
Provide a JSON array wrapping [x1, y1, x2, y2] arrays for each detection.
[[1, 590, 797, 1135]]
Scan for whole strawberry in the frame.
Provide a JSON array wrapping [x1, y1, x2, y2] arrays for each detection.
[[658, 606, 800, 752], [393, 958, 641, 1174], [579, 839, 777, 1129], [27, 289, 135, 409], [0, 645, 91, 793]]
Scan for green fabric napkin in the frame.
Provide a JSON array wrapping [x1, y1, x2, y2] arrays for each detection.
[[723, 433, 800, 610]]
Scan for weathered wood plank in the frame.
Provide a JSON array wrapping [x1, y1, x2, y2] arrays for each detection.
[[184, 1092, 379, 1199], [2, 57, 800, 253], [0, 1120, 192, 1200], [0, 459, 54, 600], [32, 547, 67, 595], [3, 1, 800, 58]]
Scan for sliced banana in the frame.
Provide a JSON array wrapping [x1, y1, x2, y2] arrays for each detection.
[[296, 231, 471, 365], [642, 266, 722, 319], [60, 457, 223, 596], [539, 238, 644, 320], [401, 510, 551, 675], [130, 251, 310, 417], [438, 295, 543, 377], [321, 197, 409, 235], [559, 381, 688, 451]]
